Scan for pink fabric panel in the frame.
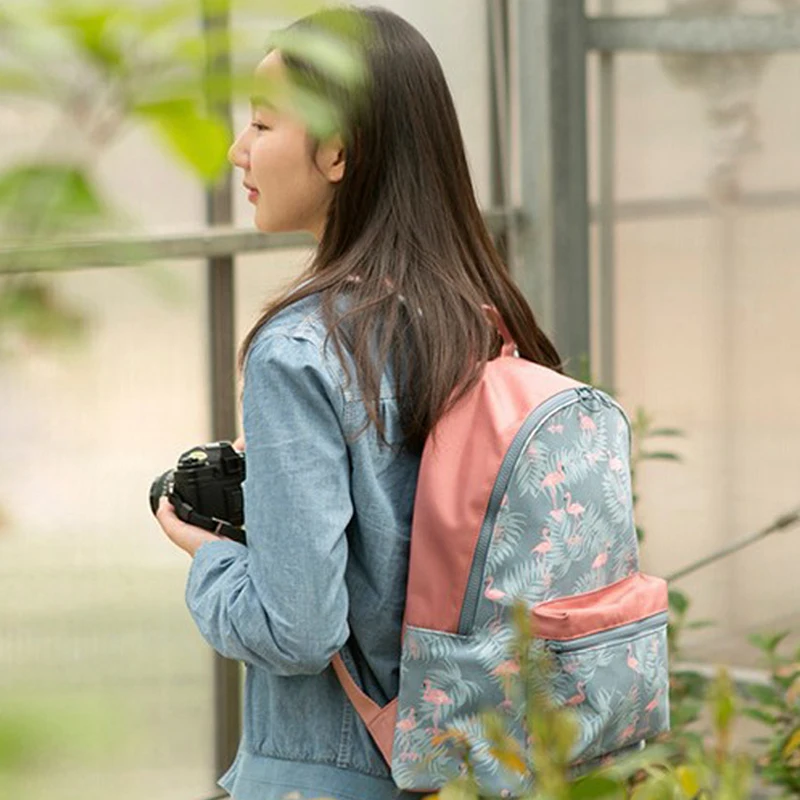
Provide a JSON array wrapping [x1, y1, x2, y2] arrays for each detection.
[[331, 654, 397, 764], [531, 573, 668, 641], [404, 358, 582, 633]]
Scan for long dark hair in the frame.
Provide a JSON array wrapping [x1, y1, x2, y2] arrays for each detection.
[[239, 6, 563, 455]]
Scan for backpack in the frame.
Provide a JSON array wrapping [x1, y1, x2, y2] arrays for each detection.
[[332, 309, 670, 794]]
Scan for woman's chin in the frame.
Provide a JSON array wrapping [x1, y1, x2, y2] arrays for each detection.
[[253, 215, 312, 238]]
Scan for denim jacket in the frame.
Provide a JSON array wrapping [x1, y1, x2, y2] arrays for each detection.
[[186, 292, 421, 800]]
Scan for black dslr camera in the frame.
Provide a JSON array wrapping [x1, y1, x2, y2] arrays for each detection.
[[149, 442, 247, 545]]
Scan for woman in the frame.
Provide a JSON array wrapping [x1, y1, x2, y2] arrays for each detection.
[[156, 6, 562, 799]]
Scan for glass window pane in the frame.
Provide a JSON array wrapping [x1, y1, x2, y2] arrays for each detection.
[[589, 51, 800, 664]]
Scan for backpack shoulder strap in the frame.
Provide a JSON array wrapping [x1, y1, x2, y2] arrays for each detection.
[[331, 653, 397, 764]]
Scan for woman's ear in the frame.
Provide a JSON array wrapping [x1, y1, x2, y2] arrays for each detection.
[[317, 134, 346, 184]]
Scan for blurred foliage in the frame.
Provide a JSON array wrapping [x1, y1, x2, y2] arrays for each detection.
[[0, 0, 368, 352], [0, 6, 365, 789], [741, 632, 800, 795], [421, 600, 758, 800], [570, 358, 799, 795]]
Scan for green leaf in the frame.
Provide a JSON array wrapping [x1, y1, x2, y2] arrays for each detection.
[[45, 4, 126, 73], [0, 278, 86, 346], [136, 101, 229, 182], [740, 707, 778, 726], [268, 25, 367, 87], [744, 683, 783, 708], [639, 451, 682, 462], [709, 669, 737, 735], [670, 699, 703, 726], [279, 82, 343, 140], [570, 774, 625, 800], [437, 777, 479, 800], [0, 163, 107, 237], [0, 66, 42, 95], [686, 620, 716, 631], [675, 765, 702, 797], [647, 427, 685, 437], [782, 728, 800, 759], [748, 631, 790, 655], [668, 589, 689, 616]]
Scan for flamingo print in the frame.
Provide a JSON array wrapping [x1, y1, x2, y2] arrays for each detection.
[[591, 542, 611, 570], [422, 679, 454, 733], [586, 450, 603, 466], [397, 707, 417, 734], [564, 681, 586, 706], [530, 527, 552, 558], [484, 576, 507, 603], [578, 411, 597, 433], [397, 708, 419, 762], [484, 576, 508, 629], [547, 423, 564, 434], [563, 491, 585, 520], [626, 643, 641, 674], [644, 688, 663, 719], [607, 452, 624, 472], [618, 716, 639, 743], [491, 659, 520, 709], [540, 461, 566, 506]]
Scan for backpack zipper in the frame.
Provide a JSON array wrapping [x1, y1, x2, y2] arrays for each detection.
[[544, 611, 668, 653], [457, 387, 587, 635]]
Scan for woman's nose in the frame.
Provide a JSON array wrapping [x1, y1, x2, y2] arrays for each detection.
[[228, 131, 249, 169]]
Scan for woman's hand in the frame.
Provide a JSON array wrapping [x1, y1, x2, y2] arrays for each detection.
[[155, 433, 245, 557], [155, 496, 222, 557]]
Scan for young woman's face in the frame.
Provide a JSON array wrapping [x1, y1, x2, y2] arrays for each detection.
[[228, 51, 345, 239]]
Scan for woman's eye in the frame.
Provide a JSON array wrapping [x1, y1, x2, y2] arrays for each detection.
[[251, 122, 270, 132]]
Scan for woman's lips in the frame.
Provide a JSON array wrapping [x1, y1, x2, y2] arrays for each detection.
[[247, 189, 259, 203]]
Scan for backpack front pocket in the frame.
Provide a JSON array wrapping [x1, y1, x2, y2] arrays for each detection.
[[532, 573, 670, 763]]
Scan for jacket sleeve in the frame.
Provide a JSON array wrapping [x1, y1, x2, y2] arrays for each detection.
[[185, 331, 352, 675]]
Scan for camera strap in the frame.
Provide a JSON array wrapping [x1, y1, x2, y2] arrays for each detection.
[[169, 492, 247, 546]]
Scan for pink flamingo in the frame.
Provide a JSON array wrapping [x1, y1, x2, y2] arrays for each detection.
[[626, 643, 641, 674], [564, 681, 586, 706], [492, 659, 520, 708], [618, 718, 639, 743], [422, 679, 454, 733], [591, 543, 611, 570], [484, 576, 507, 628], [397, 707, 417, 734], [549, 508, 565, 523], [578, 411, 597, 433], [531, 527, 552, 557], [484, 576, 507, 603], [540, 462, 566, 506], [644, 688, 663, 717], [608, 452, 624, 472], [547, 423, 564, 434], [563, 491, 585, 520], [586, 450, 603, 466]]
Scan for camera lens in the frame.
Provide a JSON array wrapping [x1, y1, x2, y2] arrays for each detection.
[[149, 470, 173, 516]]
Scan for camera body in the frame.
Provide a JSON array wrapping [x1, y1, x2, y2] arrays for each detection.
[[150, 441, 246, 545]]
